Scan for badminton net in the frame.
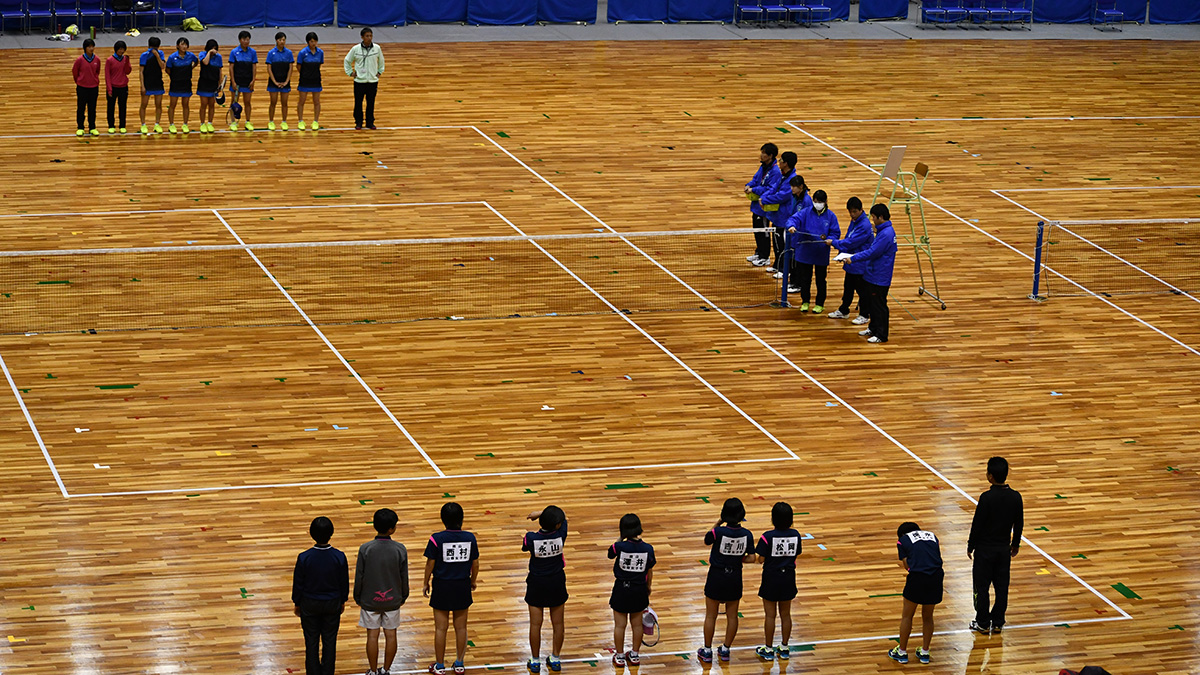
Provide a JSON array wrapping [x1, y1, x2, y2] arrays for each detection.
[[0, 228, 779, 334]]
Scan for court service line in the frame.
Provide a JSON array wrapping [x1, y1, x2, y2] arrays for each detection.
[[783, 115, 1200, 123], [782, 119, 1199, 361], [989, 191, 1200, 307], [475, 125, 1134, 621], [66, 456, 792, 498], [480, 201, 799, 462], [210, 208, 446, 478], [0, 352, 70, 498], [0, 200, 483, 220], [995, 185, 1200, 193]]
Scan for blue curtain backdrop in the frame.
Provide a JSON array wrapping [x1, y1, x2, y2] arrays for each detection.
[[608, 0, 667, 21], [859, 0, 908, 20], [184, 0, 199, 18], [1150, 0, 1200, 23], [469, 0, 537, 24], [409, 0, 468, 22], [338, 0, 405, 25], [1033, 0, 1089, 22], [1116, 0, 1147, 22], [537, 0, 596, 22], [267, 0, 332, 26], [198, 0, 265, 26], [668, 0, 734, 22], [827, 0, 850, 20]]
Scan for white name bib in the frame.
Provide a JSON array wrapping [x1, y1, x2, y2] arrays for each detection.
[[771, 536, 799, 557], [908, 531, 936, 544], [533, 537, 564, 559], [719, 535, 748, 557], [618, 551, 648, 573], [442, 541, 472, 563]]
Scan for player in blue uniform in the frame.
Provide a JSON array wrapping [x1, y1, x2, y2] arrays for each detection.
[[165, 37, 197, 134], [423, 502, 479, 675], [754, 501, 802, 662], [228, 31, 257, 131], [295, 32, 324, 130], [888, 522, 944, 665], [608, 513, 655, 668], [697, 498, 755, 663], [522, 506, 568, 673], [195, 39, 223, 134], [266, 31, 294, 131], [138, 36, 166, 134]]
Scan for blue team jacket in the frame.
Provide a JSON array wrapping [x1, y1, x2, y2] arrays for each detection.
[[829, 212, 873, 275], [786, 206, 841, 266], [746, 162, 782, 218], [775, 189, 811, 233], [760, 169, 795, 226], [856, 220, 898, 286]]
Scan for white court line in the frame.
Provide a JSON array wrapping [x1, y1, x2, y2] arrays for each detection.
[[0, 352, 69, 498], [0, 200, 483, 220], [66, 456, 791, 498], [989, 191, 1200, 307], [210, 208, 446, 478], [378, 615, 1128, 674], [0, 125, 468, 141], [995, 185, 1200, 193], [471, 124, 1134, 620], [784, 115, 1200, 123], [783, 119, 1199, 361], [480, 201, 800, 462]]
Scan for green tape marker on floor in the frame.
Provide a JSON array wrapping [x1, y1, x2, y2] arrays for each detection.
[[1112, 583, 1141, 599], [359, 499, 372, 505], [1055, 623, 1070, 627], [1072, 553, 1088, 559], [868, 593, 903, 598], [186, 494, 200, 497], [696, 496, 709, 503], [795, 644, 815, 651], [524, 488, 537, 494], [714, 478, 727, 484], [467, 640, 476, 647], [96, 384, 138, 389], [21, 605, 34, 610], [45, 374, 56, 379], [1169, 625, 1183, 630], [1054, 494, 1066, 499], [312, 194, 341, 198], [475, 453, 495, 458], [442, 492, 455, 498], [774, 126, 789, 133], [1035, 526, 1049, 531], [606, 483, 647, 490], [707, 349, 720, 353], [1085, 177, 1112, 181], [699, 560, 708, 566], [822, 556, 834, 561], [683, 111, 692, 117], [497, 132, 510, 138], [863, 471, 878, 477]]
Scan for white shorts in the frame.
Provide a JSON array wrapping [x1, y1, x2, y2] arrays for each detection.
[[358, 608, 401, 630]]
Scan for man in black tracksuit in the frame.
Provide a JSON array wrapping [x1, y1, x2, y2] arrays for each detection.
[[967, 456, 1023, 634]]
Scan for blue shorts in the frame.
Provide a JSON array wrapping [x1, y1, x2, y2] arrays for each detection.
[[267, 84, 291, 93], [236, 85, 254, 94], [297, 86, 321, 93], [197, 90, 217, 98], [143, 89, 165, 96], [169, 91, 192, 98]]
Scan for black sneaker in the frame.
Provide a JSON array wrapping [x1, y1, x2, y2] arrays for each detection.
[[991, 624, 1002, 634], [968, 620, 991, 635]]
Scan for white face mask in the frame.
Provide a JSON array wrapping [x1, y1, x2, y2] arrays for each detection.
[[813, 202, 826, 213]]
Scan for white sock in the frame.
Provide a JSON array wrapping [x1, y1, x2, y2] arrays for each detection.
[[629, 651, 638, 657]]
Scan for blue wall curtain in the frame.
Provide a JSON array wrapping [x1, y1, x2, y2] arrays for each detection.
[[469, 0, 537, 24], [266, 0, 332, 26], [826, 0, 850, 20], [1116, 0, 1147, 22], [339, 0, 405, 25], [607, 0, 668, 21], [184, 0, 199, 18], [537, 0, 596, 22], [859, 0, 908, 20], [1033, 0, 1090, 22], [198, 0, 266, 26], [668, 0, 734, 22], [1150, 0, 1200, 23], [409, 0, 468, 22]]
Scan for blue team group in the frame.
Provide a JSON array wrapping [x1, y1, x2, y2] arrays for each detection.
[[289, 456, 1025, 674], [744, 142, 899, 343]]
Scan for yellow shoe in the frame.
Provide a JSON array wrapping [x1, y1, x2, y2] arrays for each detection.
[[107, 127, 116, 134], [268, 121, 276, 131], [119, 127, 127, 134], [799, 303, 809, 312], [154, 124, 162, 133], [311, 120, 319, 130], [245, 122, 254, 131], [168, 124, 177, 134], [298, 120, 306, 130], [76, 129, 84, 136], [182, 124, 190, 134], [140, 124, 148, 134], [90, 128, 99, 136], [281, 121, 288, 131], [230, 122, 238, 131], [812, 305, 823, 314]]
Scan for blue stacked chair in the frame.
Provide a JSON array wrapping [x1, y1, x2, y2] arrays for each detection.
[[735, 0, 765, 25], [0, 0, 28, 33], [986, 0, 1011, 25], [941, 0, 968, 24], [108, 0, 136, 30], [1005, 0, 1031, 27], [780, 1, 810, 25], [805, 0, 831, 25], [963, 0, 989, 25], [1092, 0, 1122, 29], [156, 0, 183, 29], [761, 0, 789, 23], [26, 0, 54, 30], [920, 0, 946, 25], [77, 0, 110, 29]]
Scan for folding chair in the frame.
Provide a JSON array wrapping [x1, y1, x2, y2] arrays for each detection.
[[1005, 0, 1031, 28], [26, 0, 53, 30], [735, 0, 765, 25], [1092, 0, 1122, 30], [986, 0, 1011, 25], [805, 0, 831, 25], [156, 0, 183, 29], [919, 0, 946, 27], [781, 2, 810, 26], [77, 0, 109, 29], [940, 0, 969, 25], [761, 1, 789, 24], [107, 0, 137, 31], [0, 0, 28, 33], [963, 0, 990, 26]]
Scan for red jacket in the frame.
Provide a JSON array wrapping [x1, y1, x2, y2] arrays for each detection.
[[105, 54, 132, 95], [72, 53, 101, 88]]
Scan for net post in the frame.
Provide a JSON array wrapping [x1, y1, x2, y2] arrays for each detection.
[[780, 241, 791, 307], [1029, 220, 1046, 301]]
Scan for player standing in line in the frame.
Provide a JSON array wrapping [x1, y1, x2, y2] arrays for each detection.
[[697, 498, 755, 664], [754, 501, 801, 662], [522, 507, 569, 673], [888, 521, 944, 665], [424, 502, 479, 675], [608, 514, 655, 668]]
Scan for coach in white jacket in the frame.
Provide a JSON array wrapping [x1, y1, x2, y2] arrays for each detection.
[[343, 27, 385, 129]]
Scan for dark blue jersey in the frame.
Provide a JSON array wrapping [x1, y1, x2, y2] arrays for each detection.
[[522, 522, 567, 576], [423, 530, 479, 581], [755, 528, 801, 573], [898, 529, 943, 576], [704, 524, 754, 569], [608, 539, 655, 583]]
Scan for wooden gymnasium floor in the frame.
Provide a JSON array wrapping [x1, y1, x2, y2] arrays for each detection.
[[0, 39, 1198, 675]]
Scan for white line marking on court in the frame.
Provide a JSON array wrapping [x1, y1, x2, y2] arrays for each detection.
[[990, 190, 1200, 308], [65, 456, 792, 498], [476, 123, 1134, 621], [784, 119, 1199, 359], [0, 201, 484, 220], [75, 427, 89, 433], [783, 115, 1200, 123], [0, 125, 468, 141], [210, 208, 446, 478], [481, 201, 799, 461], [0, 352, 70, 498], [378, 615, 1128, 674], [995, 185, 1200, 193], [93, 463, 109, 469]]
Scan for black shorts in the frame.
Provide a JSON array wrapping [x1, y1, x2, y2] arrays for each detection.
[[758, 567, 797, 602], [430, 577, 473, 612], [703, 566, 744, 603], [903, 569, 944, 606], [609, 579, 649, 614], [525, 570, 569, 608]]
